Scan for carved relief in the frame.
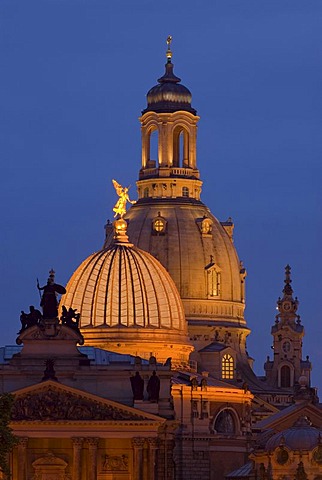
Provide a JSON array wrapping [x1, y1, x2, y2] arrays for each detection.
[[12, 386, 147, 421], [102, 454, 129, 471], [32, 452, 70, 480]]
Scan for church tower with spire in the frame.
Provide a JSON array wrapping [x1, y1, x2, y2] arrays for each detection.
[[264, 265, 312, 389]]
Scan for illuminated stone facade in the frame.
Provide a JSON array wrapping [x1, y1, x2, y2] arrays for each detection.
[[0, 41, 321, 480]]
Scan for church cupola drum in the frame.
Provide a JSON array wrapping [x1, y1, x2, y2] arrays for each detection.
[[104, 38, 250, 363]]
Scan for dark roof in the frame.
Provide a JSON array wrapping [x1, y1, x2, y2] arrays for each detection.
[[199, 342, 226, 353], [142, 60, 197, 115], [226, 461, 253, 478]]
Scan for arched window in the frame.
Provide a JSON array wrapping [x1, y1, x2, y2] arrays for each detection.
[[147, 128, 158, 168], [182, 187, 189, 197], [214, 409, 236, 434], [173, 126, 189, 167], [207, 269, 221, 297], [280, 365, 291, 387], [143, 187, 149, 198], [222, 354, 234, 379]]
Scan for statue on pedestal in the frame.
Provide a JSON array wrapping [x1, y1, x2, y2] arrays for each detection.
[[19, 305, 42, 332], [147, 371, 160, 402], [130, 372, 144, 401], [37, 269, 66, 319]]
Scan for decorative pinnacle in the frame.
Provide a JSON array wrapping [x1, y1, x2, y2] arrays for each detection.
[[275, 264, 299, 322], [166, 35, 173, 62], [283, 264, 293, 296]]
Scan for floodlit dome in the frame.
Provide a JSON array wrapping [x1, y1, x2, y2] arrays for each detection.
[[266, 416, 322, 451], [118, 200, 247, 328], [61, 219, 193, 365]]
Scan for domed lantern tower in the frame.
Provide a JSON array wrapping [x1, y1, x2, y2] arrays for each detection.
[[105, 38, 251, 377], [138, 36, 201, 201]]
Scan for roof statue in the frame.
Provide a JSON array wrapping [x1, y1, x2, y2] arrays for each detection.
[[37, 269, 66, 319], [112, 180, 136, 218]]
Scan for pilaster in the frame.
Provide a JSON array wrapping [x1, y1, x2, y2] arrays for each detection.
[[72, 437, 83, 480], [86, 437, 99, 480], [17, 437, 28, 480], [148, 437, 159, 480], [132, 437, 145, 480]]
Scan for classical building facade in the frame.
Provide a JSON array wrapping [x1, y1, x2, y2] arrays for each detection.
[[0, 40, 320, 480]]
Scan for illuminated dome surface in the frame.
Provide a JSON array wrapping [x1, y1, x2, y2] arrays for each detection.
[[61, 221, 192, 364], [63, 243, 185, 331], [266, 417, 322, 451], [120, 200, 246, 328]]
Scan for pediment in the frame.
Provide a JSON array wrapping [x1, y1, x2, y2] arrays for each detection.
[[16, 322, 84, 345], [256, 402, 322, 432], [10, 380, 165, 424], [252, 395, 279, 415]]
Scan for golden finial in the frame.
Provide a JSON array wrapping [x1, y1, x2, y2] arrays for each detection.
[[166, 35, 173, 61], [112, 179, 136, 218]]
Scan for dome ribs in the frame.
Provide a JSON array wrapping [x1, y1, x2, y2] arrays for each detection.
[[103, 247, 117, 327], [123, 248, 137, 327]]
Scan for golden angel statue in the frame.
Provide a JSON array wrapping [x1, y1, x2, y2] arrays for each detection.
[[112, 179, 136, 218]]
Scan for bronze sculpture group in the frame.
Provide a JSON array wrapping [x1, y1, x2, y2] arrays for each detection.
[[19, 270, 80, 334], [130, 370, 160, 402]]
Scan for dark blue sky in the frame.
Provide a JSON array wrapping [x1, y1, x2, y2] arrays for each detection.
[[1, 1, 321, 389]]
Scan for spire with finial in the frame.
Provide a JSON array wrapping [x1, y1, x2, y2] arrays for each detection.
[[166, 35, 172, 62], [143, 36, 196, 115], [276, 265, 300, 324], [157, 35, 181, 85], [283, 264, 293, 296]]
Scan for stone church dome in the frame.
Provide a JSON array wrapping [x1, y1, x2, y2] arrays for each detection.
[[123, 202, 245, 327], [265, 416, 322, 451], [104, 38, 249, 366], [61, 219, 192, 365]]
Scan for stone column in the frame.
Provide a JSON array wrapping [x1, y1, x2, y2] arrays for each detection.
[[86, 437, 99, 480], [72, 437, 83, 480], [17, 437, 28, 480], [132, 437, 145, 480], [147, 438, 158, 480]]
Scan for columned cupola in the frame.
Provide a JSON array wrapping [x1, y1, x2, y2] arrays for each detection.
[[137, 37, 202, 201]]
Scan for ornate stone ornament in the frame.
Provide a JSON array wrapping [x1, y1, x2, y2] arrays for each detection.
[[32, 452, 69, 480], [102, 454, 129, 472], [12, 385, 148, 422], [275, 446, 290, 465]]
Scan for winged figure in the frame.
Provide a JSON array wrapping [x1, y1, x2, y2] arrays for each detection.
[[112, 179, 136, 218]]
